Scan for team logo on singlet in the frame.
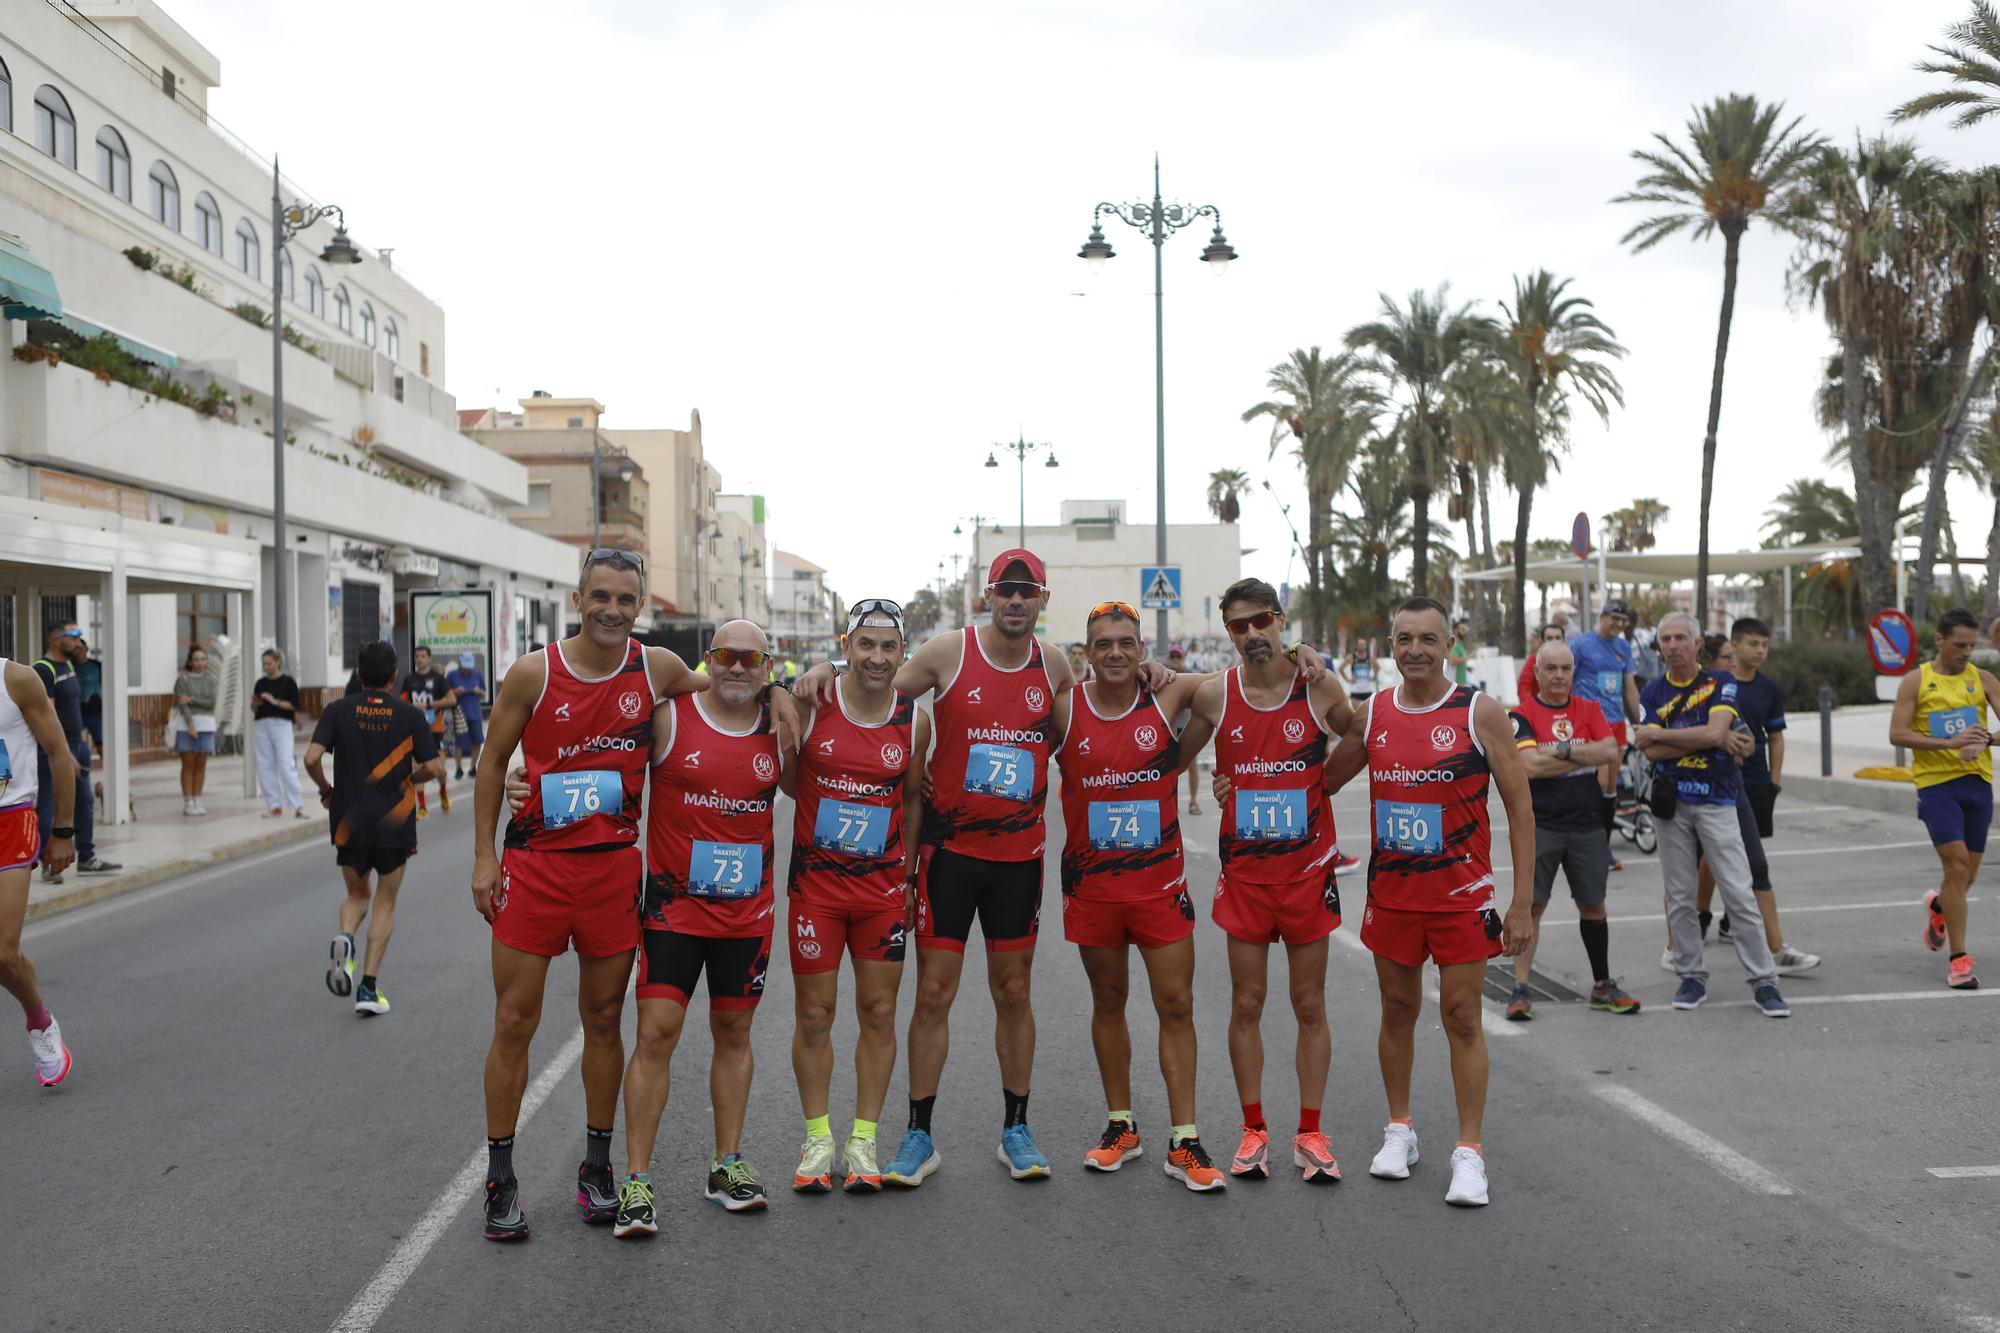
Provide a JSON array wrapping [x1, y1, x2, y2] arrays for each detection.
[[1229, 725, 1244, 742], [753, 752, 777, 781], [817, 738, 837, 755], [683, 750, 702, 768], [618, 690, 645, 719], [1283, 717, 1307, 743], [1078, 736, 1093, 754], [967, 687, 983, 703], [1552, 718, 1574, 741], [1136, 724, 1159, 750], [1430, 725, 1456, 751], [882, 742, 905, 766], [1026, 686, 1046, 712], [554, 702, 572, 721]]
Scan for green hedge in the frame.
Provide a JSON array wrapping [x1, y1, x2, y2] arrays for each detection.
[[1763, 640, 1880, 711]]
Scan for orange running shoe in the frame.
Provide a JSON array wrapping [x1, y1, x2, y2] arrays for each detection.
[[1084, 1120, 1142, 1171], [1949, 953, 1979, 990], [1924, 892, 1948, 952], [1293, 1131, 1341, 1183], [1164, 1138, 1226, 1192], [1230, 1125, 1269, 1179]]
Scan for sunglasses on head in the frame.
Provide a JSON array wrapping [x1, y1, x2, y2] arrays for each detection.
[[1225, 610, 1279, 635], [707, 647, 770, 670], [583, 547, 644, 572], [1087, 600, 1139, 622], [990, 581, 1045, 600]]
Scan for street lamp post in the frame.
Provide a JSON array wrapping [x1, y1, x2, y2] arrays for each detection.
[[1077, 155, 1237, 649], [269, 156, 361, 660], [983, 435, 1059, 548]]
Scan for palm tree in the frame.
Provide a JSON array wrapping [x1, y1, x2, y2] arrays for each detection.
[[1893, 1, 2000, 129], [1615, 95, 1823, 627], [1329, 434, 1412, 634], [1441, 355, 1522, 640], [1494, 271, 1626, 654], [1963, 416, 2000, 623], [1345, 288, 1494, 597], [1207, 467, 1251, 524], [1242, 348, 1380, 645], [1762, 478, 1867, 633]]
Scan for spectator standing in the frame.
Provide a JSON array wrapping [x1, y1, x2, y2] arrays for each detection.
[[445, 652, 489, 779], [1342, 638, 1377, 703], [1515, 624, 1568, 704], [173, 645, 219, 816], [251, 649, 307, 819], [33, 624, 118, 880], [1449, 619, 1474, 687], [1571, 601, 1640, 872], [398, 645, 456, 818]]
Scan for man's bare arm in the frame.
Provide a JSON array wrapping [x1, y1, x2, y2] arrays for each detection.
[[1324, 704, 1369, 795]]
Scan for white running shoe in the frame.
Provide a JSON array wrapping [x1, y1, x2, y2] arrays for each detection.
[[29, 1017, 71, 1087], [1368, 1122, 1419, 1180], [1660, 948, 1675, 972], [183, 797, 196, 817], [1772, 944, 1821, 974], [1445, 1146, 1489, 1206]]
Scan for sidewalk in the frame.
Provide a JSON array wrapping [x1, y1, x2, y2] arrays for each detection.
[[26, 735, 475, 921], [1779, 703, 1927, 817]]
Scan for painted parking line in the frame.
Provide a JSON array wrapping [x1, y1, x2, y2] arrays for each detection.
[[1328, 929, 1522, 1038], [1927, 1165, 2000, 1179], [330, 1027, 586, 1333], [1592, 1084, 1793, 1196]]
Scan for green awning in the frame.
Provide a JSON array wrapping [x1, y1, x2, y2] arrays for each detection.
[[56, 314, 177, 369], [0, 234, 61, 321]]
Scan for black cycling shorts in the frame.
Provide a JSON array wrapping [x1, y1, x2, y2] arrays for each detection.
[[336, 844, 412, 877], [917, 846, 1042, 953], [636, 928, 771, 1010]]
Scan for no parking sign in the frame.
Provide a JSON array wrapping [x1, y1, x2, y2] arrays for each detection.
[[1867, 609, 1918, 675]]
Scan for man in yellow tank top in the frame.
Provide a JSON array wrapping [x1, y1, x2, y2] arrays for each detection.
[[1888, 608, 2000, 990]]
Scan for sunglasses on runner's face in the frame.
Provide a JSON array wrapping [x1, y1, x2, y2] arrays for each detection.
[[1226, 610, 1279, 635], [990, 581, 1045, 601], [708, 648, 770, 670]]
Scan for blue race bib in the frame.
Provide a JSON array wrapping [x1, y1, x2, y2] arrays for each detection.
[[811, 800, 891, 857], [687, 840, 763, 898], [540, 770, 621, 828], [965, 742, 1033, 802], [1373, 800, 1443, 855], [1597, 670, 1623, 701], [1929, 705, 1980, 740], [1235, 789, 1308, 841], [1088, 799, 1161, 850]]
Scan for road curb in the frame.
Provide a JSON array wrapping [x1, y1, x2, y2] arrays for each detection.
[[26, 821, 322, 921], [1783, 773, 1915, 817]]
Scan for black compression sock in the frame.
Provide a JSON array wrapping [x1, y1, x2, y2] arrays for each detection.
[[487, 1135, 515, 1182], [1579, 918, 1611, 984], [1004, 1089, 1030, 1129], [361, 975, 377, 991], [585, 1125, 613, 1169], [910, 1095, 936, 1134], [1600, 794, 1617, 833], [1952, 951, 1968, 961], [1697, 910, 1712, 938]]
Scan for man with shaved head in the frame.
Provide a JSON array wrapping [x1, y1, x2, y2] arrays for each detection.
[[1504, 639, 1637, 1021]]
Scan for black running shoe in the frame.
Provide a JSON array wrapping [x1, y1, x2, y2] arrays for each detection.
[[577, 1161, 617, 1224], [483, 1176, 529, 1242], [705, 1155, 768, 1211]]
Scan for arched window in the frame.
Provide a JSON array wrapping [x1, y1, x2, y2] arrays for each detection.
[[95, 127, 131, 200], [234, 218, 260, 279], [277, 248, 294, 301], [148, 160, 179, 229], [359, 301, 375, 347], [33, 86, 75, 167], [332, 283, 351, 332], [384, 318, 399, 363], [0, 58, 12, 134], [304, 265, 324, 317], [194, 192, 222, 254]]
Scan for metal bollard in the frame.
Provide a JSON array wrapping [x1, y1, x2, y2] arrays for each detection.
[[1818, 685, 1833, 777]]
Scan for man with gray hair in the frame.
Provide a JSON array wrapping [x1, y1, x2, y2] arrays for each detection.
[[1636, 612, 1789, 1017]]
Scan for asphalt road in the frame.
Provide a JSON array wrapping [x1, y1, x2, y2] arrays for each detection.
[[4, 789, 1995, 1332]]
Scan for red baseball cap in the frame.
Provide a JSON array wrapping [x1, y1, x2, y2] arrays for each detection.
[[987, 548, 1047, 585]]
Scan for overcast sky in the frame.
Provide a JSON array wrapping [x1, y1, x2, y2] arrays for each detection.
[[171, 0, 1990, 608]]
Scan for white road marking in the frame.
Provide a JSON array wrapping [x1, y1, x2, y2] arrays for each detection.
[[23, 838, 322, 938], [1492, 839, 1933, 878], [1557, 895, 1984, 927], [1180, 830, 1209, 855], [1706, 988, 2000, 1009], [329, 1027, 586, 1333], [1327, 930, 1521, 1037], [1591, 1084, 1794, 1196], [1927, 1165, 2000, 1179]]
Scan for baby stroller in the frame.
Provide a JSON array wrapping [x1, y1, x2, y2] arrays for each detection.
[[1613, 745, 1657, 854]]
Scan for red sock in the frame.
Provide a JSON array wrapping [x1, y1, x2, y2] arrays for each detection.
[[25, 1005, 52, 1032], [1298, 1107, 1321, 1135], [1241, 1101, 1265, 1131]]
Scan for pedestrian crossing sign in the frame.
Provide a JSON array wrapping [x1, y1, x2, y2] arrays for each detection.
[[1140, 565, 1182, 610]]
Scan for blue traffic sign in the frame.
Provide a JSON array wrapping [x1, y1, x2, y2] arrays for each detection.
[[1571, 511, 1591, 559], [1140, 565, 1182, 610]]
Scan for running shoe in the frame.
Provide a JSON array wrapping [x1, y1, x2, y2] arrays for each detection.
[[1772, 944, 1821, 975], [842, 1136, 882, 1193], [483, 1176, 529, 1242], [1368, 1123, 1419, 1180], [354, 982, 390, 1016], [1334, 851, 1361, 872], [1083, 1120, 1142, 1172], [1293, 1131, 1341, 1183], [997, 1124, 1051, 1180], [613, 1174, 656, 1238], [1505, 983, 1533, 1021], [1607, 852, 1623, 873], [1444, 1147, 1489, 1206], [577, 1161, 618, 1223], [1230, 1125, 1270, 1179], [74, 856, 121, 873], [793, 1133, 836, 1192], [1924, 892, 1948, 953], [440, 787, 452, 814], [29, 1018, 71, 1088], [1589, 978, 1641, 1014], [882, 1129, 940, 1187], [705, 1155, 768, 1211], [1753, 983, 1791, 1018], [1659, 948, 1676, 973], [417, 796, 429, 821], [1671, 977, 1706, 1010], [326, 933, 356, 997], [1164, 1138, 1226, 1192], [1949, 953, 1980, 990]]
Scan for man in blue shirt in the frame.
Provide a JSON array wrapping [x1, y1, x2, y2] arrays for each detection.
[[445, 652, 488, 779], [1571, 600, 1641, 869], [1638, 613, 1787, 1017]]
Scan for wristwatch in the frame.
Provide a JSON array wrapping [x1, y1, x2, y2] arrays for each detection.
[[1555, 740, 1573, 762], [51, 825, 75, 839]]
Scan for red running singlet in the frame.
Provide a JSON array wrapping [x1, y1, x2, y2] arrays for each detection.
[[1055, 685, 1185, 902], [505, 638, 654, 853], [788, 680, 915, 911], [1364, 684, 1494, 912], [645, 694, 781, 937], [1214, 667, 1337, 883], [922, 625, 1055, 862]]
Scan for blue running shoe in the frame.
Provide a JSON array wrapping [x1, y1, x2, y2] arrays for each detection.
[[1671, 977, 1707, 1010], [997, 1123, 1051, 1180], [1752, 983, 1790, 1018], [883, 1129, 940, 1187]]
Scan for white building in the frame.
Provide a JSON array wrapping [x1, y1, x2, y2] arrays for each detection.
[[770, 549, 840, 660], [0, 1, 577, 816], [958, 500, 1246, 644], [714, 493, 770, 629]]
